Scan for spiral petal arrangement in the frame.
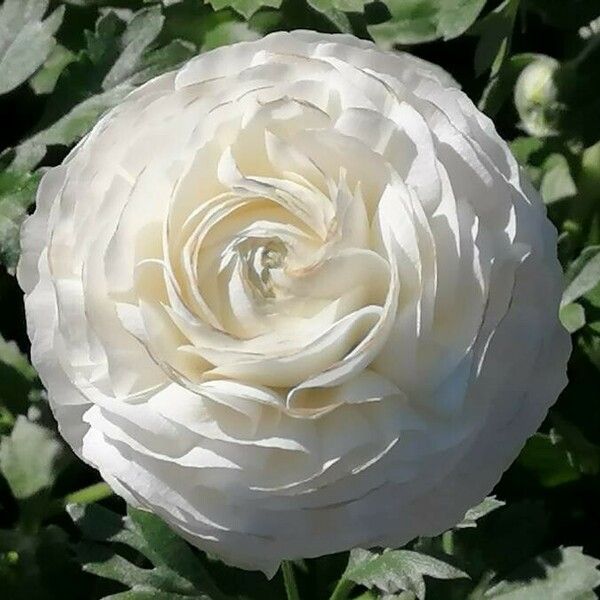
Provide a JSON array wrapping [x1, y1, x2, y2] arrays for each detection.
[[19, 31, 570, 574]]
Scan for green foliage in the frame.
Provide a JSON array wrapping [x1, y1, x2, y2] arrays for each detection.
[[563, 246, 600, 307], [0, 169, 41, 272], [0, 416, 65, 500], [29, 45, 76, 95], [483, 547, 600, 599], [369, 0, 487, 48], [455, 496, 505, 529], [343, 548, 468, 599], [0, 0, 600, 599], [207, 0, 283, 20], [69, 503, 231, 599], [0, 0, 65, 95], [470, 0, 519, 77]]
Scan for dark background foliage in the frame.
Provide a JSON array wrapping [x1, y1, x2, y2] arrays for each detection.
[[1, 1, 599, 599]]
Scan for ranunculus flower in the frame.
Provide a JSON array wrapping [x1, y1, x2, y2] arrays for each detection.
[[18, 31, 570, 575]]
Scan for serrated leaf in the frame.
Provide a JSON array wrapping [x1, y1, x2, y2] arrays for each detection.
[[560, 302, 586, 333], [133, 39, 196, 83], [455, 497, 506, 529], [562, 246, 600, 307], [69, 504, 229, 600], [14, 85, 133, 172], [29, 44, 76, 95], [484, 547, 600, 599], [369, 0, 486, 48], [345, 548, 468, 600], [127, 507, 216, 592], [0, 168, 41, 272], [206, 0, 283, 20], [0, 416, 65, 499], [12, 8, 199, 172], [78, 542, 198, 596], [67, 503, 151, 556], [102, 7, 165, 90], [307, 0, 353, 32], [0, 0, 65, 95], [201, 21, 259, 52]]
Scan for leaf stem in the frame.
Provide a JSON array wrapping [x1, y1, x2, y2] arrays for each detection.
[[329, 577, 355, 600], [282, 560, 301, 600], [442, 530, 455, 555], [46, 481, 113, 518], [64, 481, 113, 505]]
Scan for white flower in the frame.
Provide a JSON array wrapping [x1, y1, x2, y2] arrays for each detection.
[[18, 31, 570, 575]]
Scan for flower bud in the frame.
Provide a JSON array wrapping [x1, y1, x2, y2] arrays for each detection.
[[514, 57, 565, 137]]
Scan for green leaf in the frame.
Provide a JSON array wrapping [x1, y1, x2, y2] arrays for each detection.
[[455, 497, 506, 529], [69, 504, 230, 600], [201, 21, 260, 52], [206, 0, 283, 20], [307, 0, 353, 32], [470, 0, 520, 77], [510, 136, 545, 166], [345, 548, 468, 600], [67, 503, 151, 557], [29, 44, 76, 95], [330, 0, 370, 11], [78, 542, 198, 596], [560, 302, 586, 333], [539, 153, 577, 204], [484, 547, 600, 599], [479, 54, 540, 116], [104, 590, 205, 600], [14, 86, 133, 172], [127, 507, 217, 592], [133, 39, 196, 82], [0, 0, 65, 95], [518, 432, 581, 487], [13, 8, 195, 172], [578, 141, 600, 203], [0, 333, 37, 422], [0, 169, 41, 272], [0, 335, 36, 384], [102, 7, 165, 90], [562, 245, 600, 307], [0, 416, 65, 500], [369, 0, 486, 48], [550, 414, 600, 476]]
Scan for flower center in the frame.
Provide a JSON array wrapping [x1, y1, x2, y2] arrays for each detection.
[[238, 237, 288, 301]]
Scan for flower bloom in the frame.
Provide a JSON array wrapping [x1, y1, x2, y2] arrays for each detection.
[[19, 31, 570, 574]]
